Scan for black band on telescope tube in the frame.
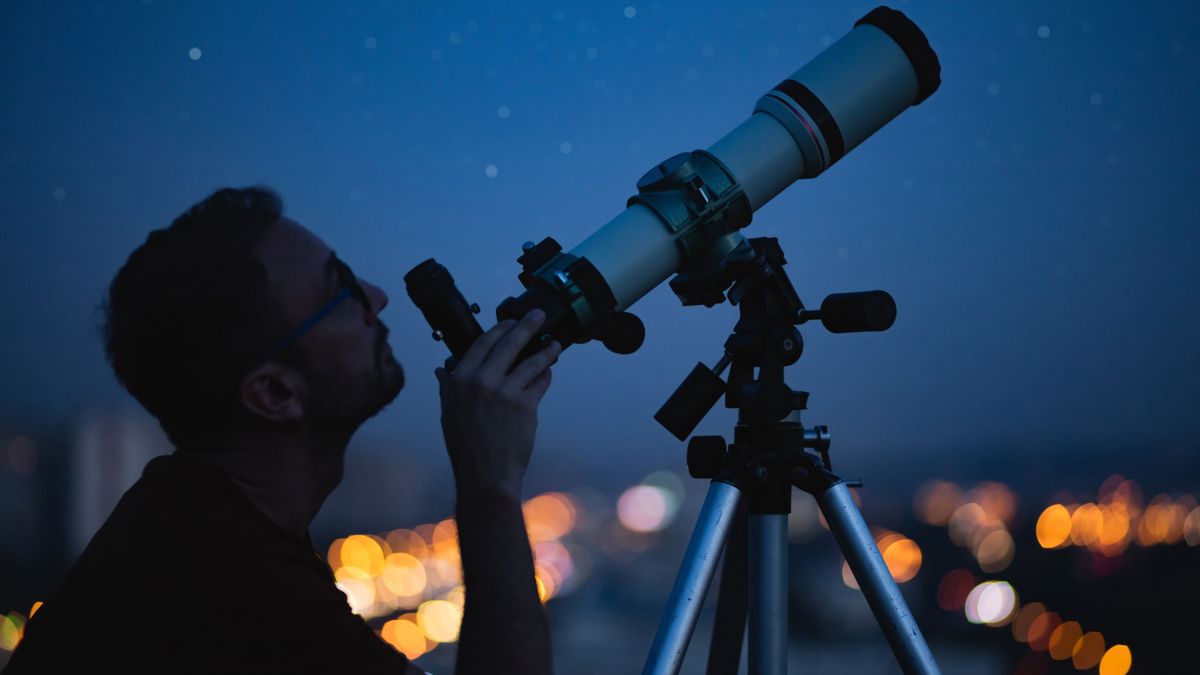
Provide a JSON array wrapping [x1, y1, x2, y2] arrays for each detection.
[[774, 79, 846, 166], [854, 6, 941, 104]]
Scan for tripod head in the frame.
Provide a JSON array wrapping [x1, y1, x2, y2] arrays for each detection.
[[655, 236, 895, 442]]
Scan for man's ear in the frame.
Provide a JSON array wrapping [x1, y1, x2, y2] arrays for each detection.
[[240, 364, 306, 422]]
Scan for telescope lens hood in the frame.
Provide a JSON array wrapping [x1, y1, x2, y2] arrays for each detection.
[[854, 6, 942, 104]]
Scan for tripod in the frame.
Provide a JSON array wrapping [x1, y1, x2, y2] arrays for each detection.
[[641, 238, 940, 675]]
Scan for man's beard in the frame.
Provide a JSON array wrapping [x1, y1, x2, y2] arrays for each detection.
[[301, 344, 404, 445]]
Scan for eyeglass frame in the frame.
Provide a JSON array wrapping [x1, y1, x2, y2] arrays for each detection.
[[249, 257, 371, 371]]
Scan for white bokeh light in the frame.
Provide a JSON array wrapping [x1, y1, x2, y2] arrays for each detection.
[[617, 485, 670, 533], [188, 47, 202, 61], [964, 581, 1016, 625], [484, 164, 498, 178]]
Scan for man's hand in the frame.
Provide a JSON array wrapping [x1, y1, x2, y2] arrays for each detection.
[[434, 309, 561, 502], [434, 309, 559, 675]]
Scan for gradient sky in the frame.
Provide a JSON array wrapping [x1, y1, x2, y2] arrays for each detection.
[[2, 1, 1197, 485]]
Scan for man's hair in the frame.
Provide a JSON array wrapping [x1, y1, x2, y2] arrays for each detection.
[[101, 186, 293, 447]]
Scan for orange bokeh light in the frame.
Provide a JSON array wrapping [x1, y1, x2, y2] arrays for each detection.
[[1027, 611, 1061, 652], [1036, 505, 1072, 549], [1099, 644, 1132, 675], [913, 480, 962, 526], [524, 493, 577, 542], [1069, 504, 1103, 546], [1048, 620, 1083, 660], [1072, 631, 1106, 670], [1011, 602, 1045, 643]]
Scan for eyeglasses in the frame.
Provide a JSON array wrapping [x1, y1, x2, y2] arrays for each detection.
[[250, 258, 371, 370]]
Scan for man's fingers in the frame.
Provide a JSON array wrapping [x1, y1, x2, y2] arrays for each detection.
[[454, 319, 518, 374], [525, 365, 553, 400], [507, 341, 561, 391], [479, 309, 547, 378]]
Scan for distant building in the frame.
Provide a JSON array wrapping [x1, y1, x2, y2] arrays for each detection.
[[69, 408, 169, 555]]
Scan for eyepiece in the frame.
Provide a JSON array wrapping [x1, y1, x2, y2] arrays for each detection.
[[404, 259, 484, 366]]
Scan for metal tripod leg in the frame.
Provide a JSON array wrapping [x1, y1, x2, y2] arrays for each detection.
[[747, 514, 788, 675], [815, 482, 942, 675], [642, 480, 743, 675], [705, 500, 747, 675]]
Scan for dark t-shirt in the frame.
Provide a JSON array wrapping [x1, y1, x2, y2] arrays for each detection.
[[5, 453, 412, 674]]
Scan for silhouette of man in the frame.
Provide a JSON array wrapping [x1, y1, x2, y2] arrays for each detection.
[[5, 187, 558, 674]]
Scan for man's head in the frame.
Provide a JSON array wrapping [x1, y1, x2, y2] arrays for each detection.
[[102, 187, 404, 452]]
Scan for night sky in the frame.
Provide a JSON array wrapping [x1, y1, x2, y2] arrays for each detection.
[[2, 1, 1197, 488]]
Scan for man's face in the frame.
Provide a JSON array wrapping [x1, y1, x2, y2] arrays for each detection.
[[254, 217, 404, 432]]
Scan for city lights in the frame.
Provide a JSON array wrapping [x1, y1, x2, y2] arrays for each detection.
[[323, 491, 584, 661], [1034, 476, 1195, 556]]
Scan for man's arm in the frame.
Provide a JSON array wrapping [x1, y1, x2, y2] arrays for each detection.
[[434, 310, 561, 675]]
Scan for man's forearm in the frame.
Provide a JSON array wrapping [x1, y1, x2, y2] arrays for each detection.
[[454, 492, 552, 675]]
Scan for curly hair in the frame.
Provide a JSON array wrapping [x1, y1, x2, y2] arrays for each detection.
[[101, 186, 294, 447]]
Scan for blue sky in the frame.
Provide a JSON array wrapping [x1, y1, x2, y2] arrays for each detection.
[[2, 1, 1197, 483]]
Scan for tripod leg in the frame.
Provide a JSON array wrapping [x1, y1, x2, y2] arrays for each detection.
[[642, 480, 743, 675], [815, 482, 942, 675], [747, 514, 788, 675], [705, 499, 748, 675]]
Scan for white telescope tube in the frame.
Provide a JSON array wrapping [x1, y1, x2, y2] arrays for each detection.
[[571, 6, 938, 313]]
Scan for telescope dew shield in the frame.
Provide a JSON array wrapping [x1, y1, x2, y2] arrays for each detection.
[[573, 5, 940, 312]]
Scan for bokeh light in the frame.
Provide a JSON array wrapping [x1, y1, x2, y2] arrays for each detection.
[[1011, 602, 1045, 643], [617, 485, 672, 533], [913, 480, 962, 525], [1036, 504, 1072, 548], [524, 493, 577, 542], [381, 552, 427, 597], [1072, 631, 1106, 669], [0, 612, 25, 651], [382, 614, 429, 660], [334, 566, 377, 615], [973, 528, 1015, 573], [878, 531, 922, 583], [417, 599, 463, 643], [1048, 620, 1083, 660], [339, 534, 387, 576], [937, 569, 976, 611], [964, 581, 1016, 625], [1185, 507, 1200, 546], [1098, 644, 1132, 675], [1028, 611, 1061, 652], [1069, 504, 1103, 546]]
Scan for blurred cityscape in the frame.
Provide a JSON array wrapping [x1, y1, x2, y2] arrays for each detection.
[[1, 408, 1197, 674]]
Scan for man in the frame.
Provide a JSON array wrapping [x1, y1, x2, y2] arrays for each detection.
[[5, 187, 559, 673]]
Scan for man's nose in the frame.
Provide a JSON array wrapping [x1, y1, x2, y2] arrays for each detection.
[[362, 280, 388, 325]]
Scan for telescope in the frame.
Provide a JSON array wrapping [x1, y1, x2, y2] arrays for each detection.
[[406, 5, 940, 367]]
